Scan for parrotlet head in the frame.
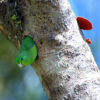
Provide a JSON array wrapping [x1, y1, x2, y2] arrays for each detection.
[[16, 36, 37, 68]]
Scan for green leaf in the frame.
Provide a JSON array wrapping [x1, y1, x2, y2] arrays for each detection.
[[11, 14, 17, 20]]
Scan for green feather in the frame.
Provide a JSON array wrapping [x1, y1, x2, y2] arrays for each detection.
[[16, 36, 37, 67]]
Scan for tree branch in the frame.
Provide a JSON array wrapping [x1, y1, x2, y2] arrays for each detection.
[[0, 0, 100, 100]]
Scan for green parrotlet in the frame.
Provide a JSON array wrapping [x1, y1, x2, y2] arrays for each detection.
[[16, 36, 37, 68]]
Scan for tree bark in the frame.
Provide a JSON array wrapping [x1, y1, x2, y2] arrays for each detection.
[[0, 0, 100, 100]]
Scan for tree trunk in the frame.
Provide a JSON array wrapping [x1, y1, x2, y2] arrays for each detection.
[[0, 0, 100, 100]]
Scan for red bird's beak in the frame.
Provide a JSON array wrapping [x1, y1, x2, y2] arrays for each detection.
[[77, 17, 93, 30]]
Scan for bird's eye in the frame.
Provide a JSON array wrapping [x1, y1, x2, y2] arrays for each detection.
[[21, 58, 23, 61]]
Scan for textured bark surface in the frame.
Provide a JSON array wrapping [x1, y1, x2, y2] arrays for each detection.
[[0, 0, 100, 100]]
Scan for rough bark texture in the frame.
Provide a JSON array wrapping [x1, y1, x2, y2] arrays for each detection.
[[0, 0, 100, 100]]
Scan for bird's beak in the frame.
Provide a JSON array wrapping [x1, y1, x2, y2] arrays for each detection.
[[18, 63, 23, 68]]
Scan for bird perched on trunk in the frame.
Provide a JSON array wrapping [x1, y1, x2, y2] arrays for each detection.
[[16, 36, 37, 68]]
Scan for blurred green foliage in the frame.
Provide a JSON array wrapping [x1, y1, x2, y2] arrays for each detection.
[[0, 33, 48, 100]]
